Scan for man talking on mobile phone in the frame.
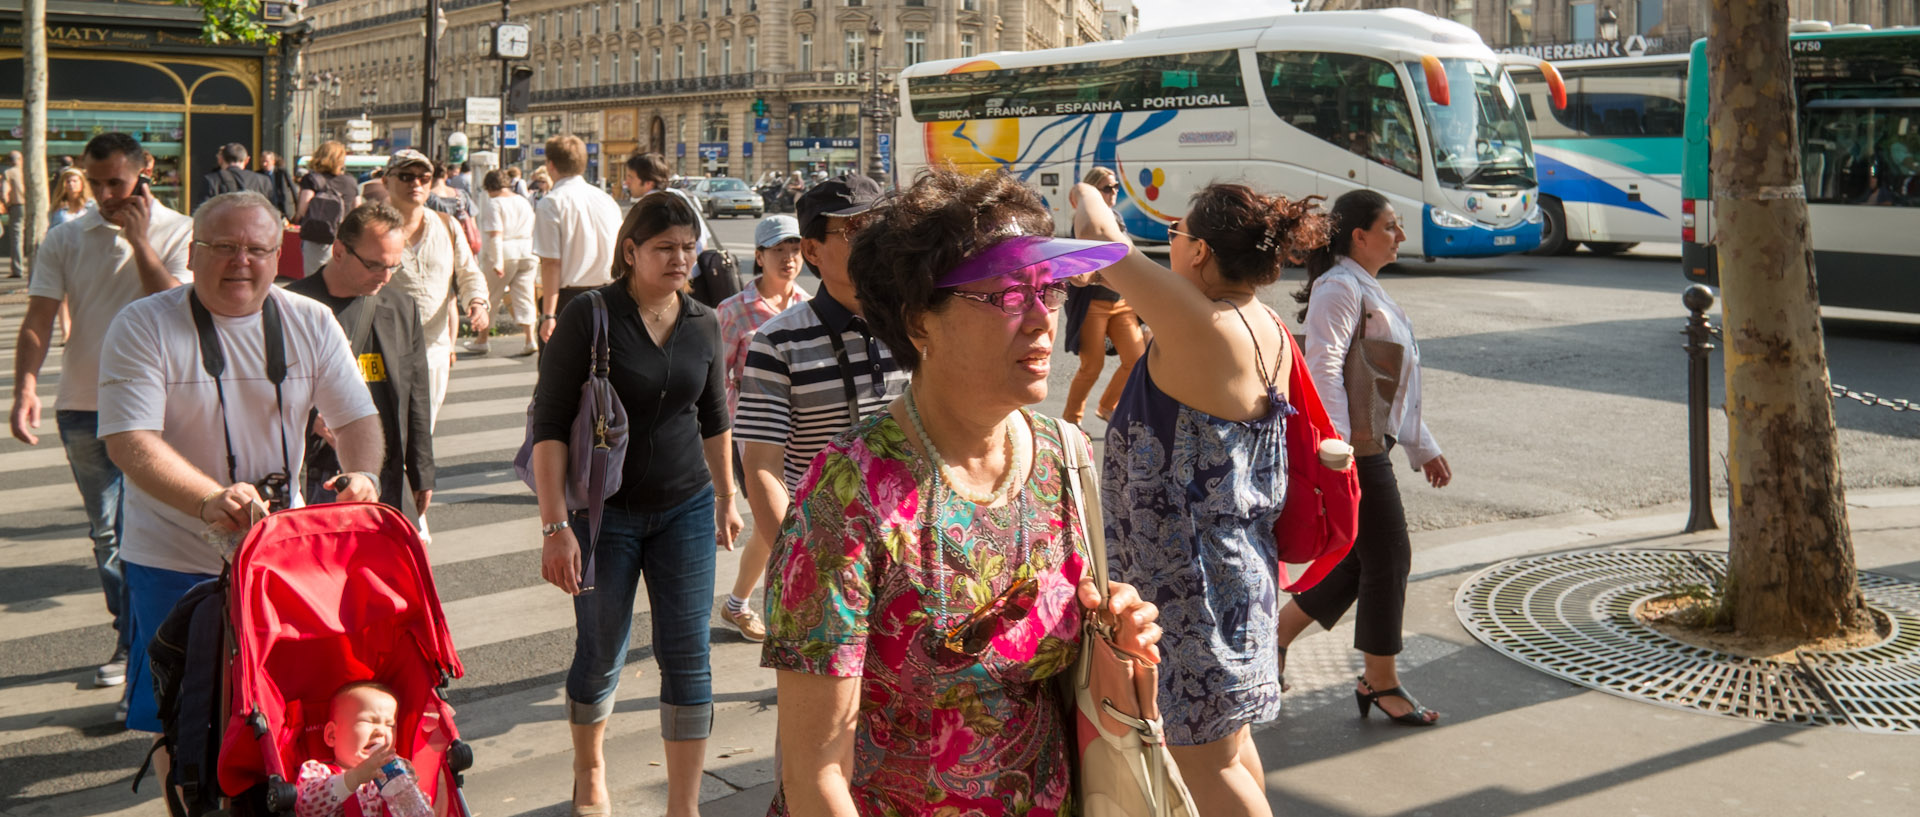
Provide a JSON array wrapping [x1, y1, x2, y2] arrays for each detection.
[[8, 132, 196, 715]]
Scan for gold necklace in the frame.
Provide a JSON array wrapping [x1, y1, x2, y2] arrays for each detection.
[[641, 292, 677, 322]]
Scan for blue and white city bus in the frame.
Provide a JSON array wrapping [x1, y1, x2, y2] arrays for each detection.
[[1509, 54, 1689, 255], [894, 9, 1563, 258]]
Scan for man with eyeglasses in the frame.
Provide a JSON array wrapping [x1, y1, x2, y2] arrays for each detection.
[[97, 191, 381, 753], [730, 176, 907, 635], [9, 132, 195, 705], [286, 202, 436, 516], [380, 149, 491, 431]]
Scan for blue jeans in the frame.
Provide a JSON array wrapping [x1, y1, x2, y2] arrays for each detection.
[[565, 486, 717, 740], [57, 410, 129, 651], [124, 562, 218, 733]]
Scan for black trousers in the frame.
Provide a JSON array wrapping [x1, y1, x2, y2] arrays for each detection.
[[1292, 447, 1413, 656]]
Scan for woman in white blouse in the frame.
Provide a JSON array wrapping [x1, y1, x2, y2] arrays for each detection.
[[1276, 189, 1451, 727]]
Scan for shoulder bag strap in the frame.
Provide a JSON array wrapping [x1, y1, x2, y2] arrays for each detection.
[[580, 290, 612, 591], [345, 295, 378, 358], [811, 303, 864, 423], [1059, 423, 1109, 606]]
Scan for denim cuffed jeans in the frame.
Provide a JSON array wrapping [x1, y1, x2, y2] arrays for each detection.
[[57, 410, 130, 651], [565, 485, 716, 741]]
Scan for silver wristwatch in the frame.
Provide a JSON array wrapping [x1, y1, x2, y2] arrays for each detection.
[[542, 520, 570, 537]]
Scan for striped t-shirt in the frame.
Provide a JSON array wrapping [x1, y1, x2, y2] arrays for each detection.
[[735, 290, 909, 491]]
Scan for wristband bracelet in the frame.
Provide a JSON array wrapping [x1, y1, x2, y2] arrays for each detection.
[[333, 471, 379, 490], [714, 491, 735, 500], [197, 488, 226, 522]]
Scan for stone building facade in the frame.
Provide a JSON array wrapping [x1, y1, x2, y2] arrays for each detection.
[[303, 0, 1110, 188]]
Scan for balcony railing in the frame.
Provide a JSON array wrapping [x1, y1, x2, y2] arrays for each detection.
[[528, 72, 765, 105]]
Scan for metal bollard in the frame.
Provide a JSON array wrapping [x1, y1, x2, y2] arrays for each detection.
[[1682, 285, 1719, 533]]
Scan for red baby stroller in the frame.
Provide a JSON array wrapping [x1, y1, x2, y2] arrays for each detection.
[[215, 502, 473, 815]]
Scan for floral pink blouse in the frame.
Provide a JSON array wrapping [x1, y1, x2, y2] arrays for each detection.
[[762, 411, 1089, 817], [715, 279, 808, 417]]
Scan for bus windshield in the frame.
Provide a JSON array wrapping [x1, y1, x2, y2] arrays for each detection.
[[1407, 59, 1536, 188]]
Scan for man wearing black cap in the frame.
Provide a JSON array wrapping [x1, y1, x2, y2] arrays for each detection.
[[731, 175, 907, 629]]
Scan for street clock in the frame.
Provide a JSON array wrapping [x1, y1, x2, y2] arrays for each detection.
[[491, 22, 530, 59]]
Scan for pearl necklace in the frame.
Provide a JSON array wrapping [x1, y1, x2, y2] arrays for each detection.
[[905, 384, 1026, 507]]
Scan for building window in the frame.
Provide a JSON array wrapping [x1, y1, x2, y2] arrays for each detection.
[[845, 29, 865, 70], [800, 33, 812, 70], [723, 39, 733, 73], [633, 54, 642, 82], [698, 42, 709, 76], [676, 43, 686, 78], [592, 3, 601, 33], [537, 15, 545, 39], [904, 29, 926, 65], [653, 47, 663, 79], [573, 57, 582, 86], [700, 0, 710, 17], [1638, 0, 1664, 35], [655, 0, 663, 24], [1507, 0, 1533, 45], [592, 54, 601, 85], [1571, 0, 1596, 40], [678, 0, 686, 21], [613, 54, 621, 82], [574, 8, 583, 37], [961, 32, 976, 58], [613, 3, 621, 29], [748, 35, 757, 72], [1450, 0, 1473, 27]]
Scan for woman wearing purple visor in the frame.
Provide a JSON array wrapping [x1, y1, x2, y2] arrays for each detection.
[[758, 169, 1162, 817], [1073, 180, 1329, 817]]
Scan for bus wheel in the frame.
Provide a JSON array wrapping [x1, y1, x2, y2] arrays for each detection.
[[1585, 241, 1639, 256], [1530, 198, 1572, 256]]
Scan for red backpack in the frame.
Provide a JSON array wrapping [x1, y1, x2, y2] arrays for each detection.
[[1274, 330, 1361, 592]]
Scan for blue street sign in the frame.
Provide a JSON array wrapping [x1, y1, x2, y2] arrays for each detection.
[[676, 142, 686, 157], [743, 142, 754, 157], [501, 121, 519, 149], [876, 133, 891, 150], [755, 117, 770, 133]]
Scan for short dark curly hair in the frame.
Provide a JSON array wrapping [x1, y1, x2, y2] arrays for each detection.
[[1184, 183, 1329, 286], [849, 168, 1054, 373]]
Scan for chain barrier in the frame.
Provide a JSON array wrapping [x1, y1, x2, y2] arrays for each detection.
[[1831, 386, 1915, 412]]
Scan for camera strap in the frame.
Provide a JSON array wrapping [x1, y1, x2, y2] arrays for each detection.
[[189, 289, 291, 488]]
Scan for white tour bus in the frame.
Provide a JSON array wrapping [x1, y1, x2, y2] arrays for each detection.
[[1508, 54, 1689, 255], [894, 9, 1562, 258]]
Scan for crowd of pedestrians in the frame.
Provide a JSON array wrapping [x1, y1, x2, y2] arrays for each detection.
[[5, 126, 1460, 817]]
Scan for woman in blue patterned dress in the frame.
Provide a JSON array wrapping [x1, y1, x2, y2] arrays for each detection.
[[1072, 181, 1327, 817]]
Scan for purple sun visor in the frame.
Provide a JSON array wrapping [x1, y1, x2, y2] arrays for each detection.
[[935, 235, 1131, 289]]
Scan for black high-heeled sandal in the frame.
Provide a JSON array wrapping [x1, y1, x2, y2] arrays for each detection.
[[1355, 675, 1439, 726], [1277, 645, 1292, 693]]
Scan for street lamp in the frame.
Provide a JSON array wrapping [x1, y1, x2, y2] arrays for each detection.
[[360, 86, 378, 120], [1599, 7, 1620, 42], [867, 19, 887, 184]]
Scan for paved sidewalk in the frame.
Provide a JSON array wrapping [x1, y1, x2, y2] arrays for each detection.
[[679, 487, 1920, 817], [32, 489, 1919, 817]]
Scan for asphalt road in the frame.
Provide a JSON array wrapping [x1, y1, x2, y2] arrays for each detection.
[[0, 224, 1914, 814]]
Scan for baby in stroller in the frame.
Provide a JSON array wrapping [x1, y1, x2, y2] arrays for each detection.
[[296, 682, 429, 817]]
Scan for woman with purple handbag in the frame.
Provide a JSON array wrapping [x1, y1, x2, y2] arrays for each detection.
[[526, 191, 745, 817]]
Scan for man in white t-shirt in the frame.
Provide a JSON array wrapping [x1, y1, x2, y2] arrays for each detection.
[[99, 191, 383, 740], [9, 132, 195, 694], [532, 134, 623, 342]]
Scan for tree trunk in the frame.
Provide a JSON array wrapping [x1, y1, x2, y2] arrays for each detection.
[[1709, 0, 1869, 641], [21, 0, 50, 268]]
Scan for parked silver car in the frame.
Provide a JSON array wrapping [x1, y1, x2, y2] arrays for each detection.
[[687, 176, 765, 219]]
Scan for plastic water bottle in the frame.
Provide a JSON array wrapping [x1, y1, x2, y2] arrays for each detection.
[[376, 758, 433, 817]]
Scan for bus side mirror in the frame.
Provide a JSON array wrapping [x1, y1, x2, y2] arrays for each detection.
[[1540, 62, 1569, 110], [1421, 55, 1450, 106]]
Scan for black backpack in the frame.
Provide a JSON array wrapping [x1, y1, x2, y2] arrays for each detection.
[[689, 245, 742, 309], [136, 575, 232, 817], [298, 175, 348, 245]]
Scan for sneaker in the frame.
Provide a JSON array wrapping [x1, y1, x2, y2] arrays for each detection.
[[721, 605, 767, 642], [462, 339, 492, 354], [95, 645, 129, 688]]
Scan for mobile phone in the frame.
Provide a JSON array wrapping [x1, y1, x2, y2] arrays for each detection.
[[133, 176, 151, 199]]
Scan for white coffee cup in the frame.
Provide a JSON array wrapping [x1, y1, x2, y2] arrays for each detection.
[[1318, 439, 1354, 471]]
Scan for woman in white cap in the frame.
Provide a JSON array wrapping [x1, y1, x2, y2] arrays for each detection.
[[713, 214, 809, 640]]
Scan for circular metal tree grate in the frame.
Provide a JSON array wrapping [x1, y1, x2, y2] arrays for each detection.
[[1454, 549, 1920, 733]]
